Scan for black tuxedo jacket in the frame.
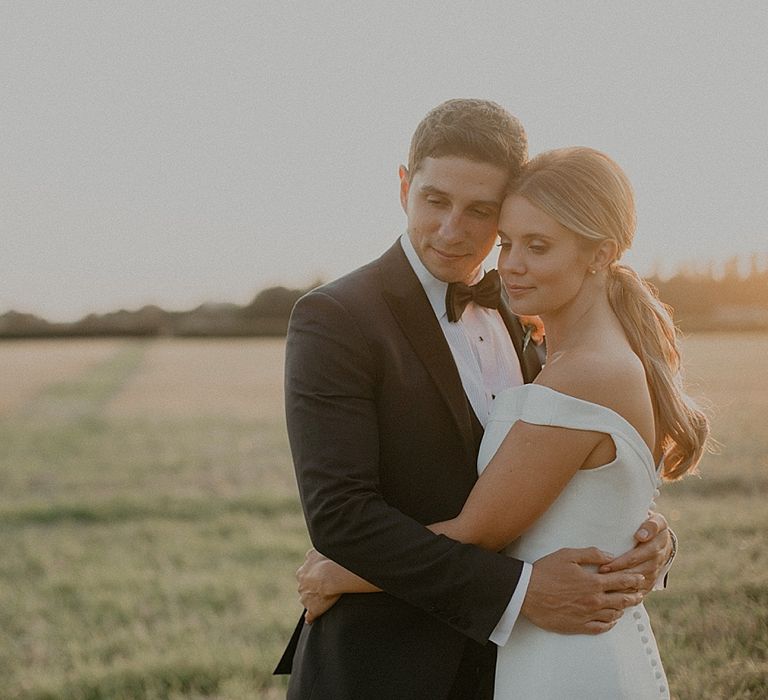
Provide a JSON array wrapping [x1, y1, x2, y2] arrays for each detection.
[[275, 240, 542, 699]]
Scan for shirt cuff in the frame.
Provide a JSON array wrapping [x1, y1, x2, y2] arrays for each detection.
[[488, 561, 532, 647]]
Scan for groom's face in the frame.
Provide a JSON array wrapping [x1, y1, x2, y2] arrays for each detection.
[[400, 156, 508, 284]]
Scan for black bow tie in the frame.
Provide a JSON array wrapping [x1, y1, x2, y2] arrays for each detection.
[[445, 269, 502, 322]]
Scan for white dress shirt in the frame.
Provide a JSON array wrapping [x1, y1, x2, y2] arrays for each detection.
[[401, 233, 532, 646]]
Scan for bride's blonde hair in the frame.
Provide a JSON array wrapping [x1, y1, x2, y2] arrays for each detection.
[[513, 147, 710, 479]]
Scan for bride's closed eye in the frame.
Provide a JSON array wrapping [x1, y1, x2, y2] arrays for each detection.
[[496, 238, 549, 254]]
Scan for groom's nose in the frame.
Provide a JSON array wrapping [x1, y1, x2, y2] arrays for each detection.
[[438, 209, 465, 242]]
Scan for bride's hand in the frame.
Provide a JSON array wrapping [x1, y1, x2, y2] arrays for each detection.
[[297, 548, 380, 622], [297, 548, 343, 623], [597, 511, 673, 594]]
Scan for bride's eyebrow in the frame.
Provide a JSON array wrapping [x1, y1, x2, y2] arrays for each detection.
[[524, 232, 556, 241]]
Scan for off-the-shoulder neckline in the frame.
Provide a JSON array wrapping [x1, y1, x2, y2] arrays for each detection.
[[493, 383, 660, 474]]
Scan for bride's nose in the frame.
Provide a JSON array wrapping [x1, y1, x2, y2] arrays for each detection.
[[499, 244, 526, 276]]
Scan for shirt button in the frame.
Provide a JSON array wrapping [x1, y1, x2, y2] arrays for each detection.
[[641, 635, 649, 643], [633, 611, 642, 620]]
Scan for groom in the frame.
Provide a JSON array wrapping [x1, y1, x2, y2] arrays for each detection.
[[276, 99, 672, 699]]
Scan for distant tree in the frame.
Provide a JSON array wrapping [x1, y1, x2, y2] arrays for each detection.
[[241, 285, 312, 319], [723, 256, 740, 281], [0, 311, 51, 336]]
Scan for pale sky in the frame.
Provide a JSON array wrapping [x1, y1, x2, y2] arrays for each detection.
[[2, 2, 766, 322]]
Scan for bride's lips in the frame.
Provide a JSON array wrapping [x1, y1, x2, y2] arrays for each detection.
[[505, 284, 534, 294]]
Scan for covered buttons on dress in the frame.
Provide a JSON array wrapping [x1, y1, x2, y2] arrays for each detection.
[[632, 608, 669, 697]]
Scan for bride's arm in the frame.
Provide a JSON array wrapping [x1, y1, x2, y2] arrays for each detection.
[[299, 421, 602, 620], [428, 419, 602, 551]]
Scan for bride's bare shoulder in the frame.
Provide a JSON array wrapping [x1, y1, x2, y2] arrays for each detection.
[[537, 344, 650, 416]]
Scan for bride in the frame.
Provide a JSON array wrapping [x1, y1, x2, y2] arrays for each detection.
[[298, 147, 709, 698]]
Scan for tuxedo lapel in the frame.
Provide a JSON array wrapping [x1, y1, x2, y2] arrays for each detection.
[[378, 241, 477, 460], [498, 294, 543, 384]]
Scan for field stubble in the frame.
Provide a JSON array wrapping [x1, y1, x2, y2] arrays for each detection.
[[0, 334, 765, 699]]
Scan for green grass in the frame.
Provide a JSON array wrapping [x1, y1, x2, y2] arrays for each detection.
[[642, 332, 768, 698], [1, 341, 301, 699], [1, 335, 766, 698]]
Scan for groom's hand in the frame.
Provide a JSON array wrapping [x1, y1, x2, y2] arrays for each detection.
[[521, 547, 645, 635]]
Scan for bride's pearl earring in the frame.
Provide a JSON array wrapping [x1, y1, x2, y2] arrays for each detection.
[[588, 268, 597, 275]]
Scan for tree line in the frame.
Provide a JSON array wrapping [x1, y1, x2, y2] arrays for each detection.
[[1, 256, 766, 338], [647, 254, 768, 331]]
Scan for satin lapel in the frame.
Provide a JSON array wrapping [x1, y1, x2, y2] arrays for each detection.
[[498, 298, 543, 384], [378, 241, 476, 457]]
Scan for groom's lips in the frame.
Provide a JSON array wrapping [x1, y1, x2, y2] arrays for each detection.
[[506, 284, 534, 294], [431, 247, 469, 260]]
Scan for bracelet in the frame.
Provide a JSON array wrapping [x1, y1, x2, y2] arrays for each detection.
[[664, 528, 678, 567]]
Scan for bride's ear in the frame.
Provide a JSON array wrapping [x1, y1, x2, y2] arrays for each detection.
[[399, 165, 410, 212], [591, 239, 619, 273]]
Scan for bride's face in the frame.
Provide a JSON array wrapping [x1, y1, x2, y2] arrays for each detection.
[[497, 194, 595, 317]]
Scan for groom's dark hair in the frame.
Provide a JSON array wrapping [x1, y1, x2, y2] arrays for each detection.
[[408, 99, 528, 181]]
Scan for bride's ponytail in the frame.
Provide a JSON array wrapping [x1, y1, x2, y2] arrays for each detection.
[[606, 264, 709, 479], [513, 147, 710, 479]]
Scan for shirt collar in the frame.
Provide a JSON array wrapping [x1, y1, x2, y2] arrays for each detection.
[[400, 233, 484, 320]]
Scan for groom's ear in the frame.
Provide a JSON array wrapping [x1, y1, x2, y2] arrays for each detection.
[[399, 165, 410, 213]]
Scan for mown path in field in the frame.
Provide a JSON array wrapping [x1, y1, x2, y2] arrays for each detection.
[[0, 339, 125, 416]]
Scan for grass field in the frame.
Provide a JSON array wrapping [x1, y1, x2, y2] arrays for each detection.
[[1, 335, 766, 699]]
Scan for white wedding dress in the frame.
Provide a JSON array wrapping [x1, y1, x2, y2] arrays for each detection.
[[478, 384, 670, 700]]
